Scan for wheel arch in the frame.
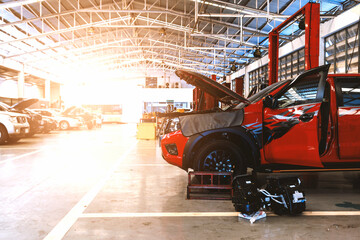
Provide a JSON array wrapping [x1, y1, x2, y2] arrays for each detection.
[[182, 127, 260, 171]]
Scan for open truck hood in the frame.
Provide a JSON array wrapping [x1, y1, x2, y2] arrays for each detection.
[[11, 98, 38, 110], [62, 106, 76, 115], [175, 70, 250, 105]]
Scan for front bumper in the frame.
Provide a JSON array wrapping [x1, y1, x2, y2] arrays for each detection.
[[8, 125, 30, 138], [160, 130, 189, 168], [68, 119, 84, 128]]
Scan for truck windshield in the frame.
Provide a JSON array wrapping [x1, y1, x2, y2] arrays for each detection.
[[233, 80, 290, 110]]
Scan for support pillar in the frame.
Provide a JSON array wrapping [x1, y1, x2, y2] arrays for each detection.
[[204, 75, 217, 110], [268, 2, 320, 84], [304, 3, 320, 70], [17, 68, 24, 99], [45, 79, 51, 101], [235, 76, 244, 97], [268, 31, 279, 85]]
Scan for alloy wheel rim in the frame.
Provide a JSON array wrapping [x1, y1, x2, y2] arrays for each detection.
[[60, 122, 68, 129], [202, 150, 234, 172]]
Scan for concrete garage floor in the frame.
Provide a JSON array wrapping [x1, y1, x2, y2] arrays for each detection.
[[0, 124, 360, 240]]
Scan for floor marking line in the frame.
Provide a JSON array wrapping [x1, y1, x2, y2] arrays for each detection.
[[120, 164, 171, 167], [0, 147, 40, 150], [79, 211, 360, 218], [80, 212, 239, 218], [301, 211, 360, 216], [43, 140, 139, 240], [0, 149, 43, 164]]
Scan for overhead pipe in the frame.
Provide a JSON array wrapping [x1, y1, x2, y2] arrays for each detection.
[[198, 14, 291, 18]]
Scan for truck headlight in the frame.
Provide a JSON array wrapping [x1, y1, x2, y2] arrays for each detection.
[[9, 116, 18, 123], [165, 118, 180, 134]]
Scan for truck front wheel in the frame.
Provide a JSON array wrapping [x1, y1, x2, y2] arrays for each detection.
[[0, 125, 9, 145], [193, 139, 247, 176]]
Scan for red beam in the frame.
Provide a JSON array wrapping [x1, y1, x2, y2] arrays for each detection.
[[268, 32, 280, 85], [304, 3, 320, 70], [204, 75, 217, 109], [268, 2, 320, 84], [235, 76, 244, 97]]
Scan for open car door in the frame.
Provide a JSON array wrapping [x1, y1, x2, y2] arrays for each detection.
[[263, 65, 330, 168]]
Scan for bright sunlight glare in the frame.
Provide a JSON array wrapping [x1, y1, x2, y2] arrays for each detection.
[[60, 68, 145, 123]]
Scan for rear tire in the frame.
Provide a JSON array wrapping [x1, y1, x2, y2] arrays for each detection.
[[0, 125, 9, 145]]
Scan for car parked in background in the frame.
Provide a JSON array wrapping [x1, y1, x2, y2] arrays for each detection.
[[0, 111, 30, 144], [62, 106, 96, 130], [160, 65, 360, 175], [27, 109, 57, 133], [0, 99, 42, 137], [33, 109, 84, 130]]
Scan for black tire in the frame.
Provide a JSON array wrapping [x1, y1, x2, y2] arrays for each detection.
[[0, 125, 9, 145], [59, 121, 70, 130], [193, 140, 247, 184]]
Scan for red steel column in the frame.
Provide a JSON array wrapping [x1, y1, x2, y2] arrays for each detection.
[[204, 75, 217, 109], [267, 2, 320, 84], [304, 3, 320, 70], [193, 88, 198, 111], [268, 31, 279, 85], [235, 76, 244, 97]]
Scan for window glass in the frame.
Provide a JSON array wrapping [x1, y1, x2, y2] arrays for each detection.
[[338, 78, 360, 107], [325, 22, 359, 74], [346, 25, 359, 74], [278, 48, 305, 81], [276, 74, 322, 108], [248, 65, 268, 92]]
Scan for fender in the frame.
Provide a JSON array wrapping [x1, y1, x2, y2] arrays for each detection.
[[182, 126, 261, 171]]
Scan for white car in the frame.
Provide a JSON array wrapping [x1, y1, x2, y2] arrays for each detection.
[[0, 112, 30, 144], [32, 109, 84, 130]]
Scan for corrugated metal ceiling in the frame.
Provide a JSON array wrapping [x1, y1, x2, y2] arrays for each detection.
[[0, 0, 358, 82]]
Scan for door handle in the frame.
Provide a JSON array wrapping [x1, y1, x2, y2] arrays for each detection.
[[299, 113, 314, 122]]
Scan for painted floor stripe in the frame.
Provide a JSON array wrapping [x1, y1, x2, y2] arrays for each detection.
[[43, 140, 139, 240], [80, 212, 239, 218], [0, 147, 40, 150], [301, 211, 360, 216], [0, 149, 43, 164], [121, 164, 171, 167], [79, 211, 360, 218]]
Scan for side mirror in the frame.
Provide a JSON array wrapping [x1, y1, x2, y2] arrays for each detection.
[[263, 95, 277, 108]]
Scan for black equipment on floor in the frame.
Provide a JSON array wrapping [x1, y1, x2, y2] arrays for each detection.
[[232, 174, 262, 215], [263, 175, 306, 215], [232, 174, 306, 215]]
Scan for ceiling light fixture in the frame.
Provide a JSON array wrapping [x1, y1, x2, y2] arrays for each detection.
[[298, 18, 306, 30], [87, 27, 95, 35], [230, 62, 237, 72], [253, 47, 262, 58], [159, 28, 166, 36]]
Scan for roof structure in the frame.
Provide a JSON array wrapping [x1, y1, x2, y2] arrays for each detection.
[[0, 0, 358, 82]]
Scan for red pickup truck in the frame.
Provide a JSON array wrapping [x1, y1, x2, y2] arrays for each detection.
[[160, 65, 360, 174]]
